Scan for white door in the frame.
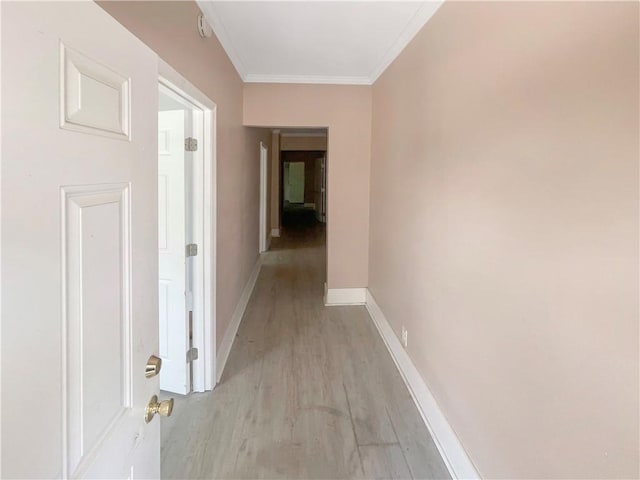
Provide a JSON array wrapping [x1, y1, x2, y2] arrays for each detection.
[[259, 143, 268, 253], [158, 110, 189, 394], [2, 2, 163, 478]]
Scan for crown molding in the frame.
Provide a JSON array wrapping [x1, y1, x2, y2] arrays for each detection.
[[368, 1, 444, 83], [196, 1, 248, 81], [198, 0, 444, 86]]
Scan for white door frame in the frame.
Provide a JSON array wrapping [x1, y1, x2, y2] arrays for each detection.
[[259, 142, 268, 253], [159, 60, 217, 391]]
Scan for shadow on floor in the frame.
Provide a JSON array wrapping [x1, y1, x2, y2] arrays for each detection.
[[270, 209, 326, 251]]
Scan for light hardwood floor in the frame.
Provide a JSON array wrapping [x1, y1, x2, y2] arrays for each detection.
[[161, 222, 450, 479]]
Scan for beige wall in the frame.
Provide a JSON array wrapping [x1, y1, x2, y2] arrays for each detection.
[[98, 1, 271, 350], [369, 2, 639, 478], [244, 84, 372, 288], [280, 135, 328, 151]]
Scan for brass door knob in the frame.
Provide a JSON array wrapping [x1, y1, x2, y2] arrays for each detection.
[[145, 394, 174, 423], [145, 355, 162, 378]]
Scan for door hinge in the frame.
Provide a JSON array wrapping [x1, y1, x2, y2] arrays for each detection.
[[185, 137, 198, 152], [186, 347, 199, 363], [186, 243, 198, 257]]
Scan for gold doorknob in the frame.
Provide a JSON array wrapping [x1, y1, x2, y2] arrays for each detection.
[[145, 394, 174, 423], [145, 355, 162, 378]]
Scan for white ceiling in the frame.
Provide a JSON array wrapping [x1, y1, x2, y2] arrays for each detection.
[[196, 1, 443, 85]]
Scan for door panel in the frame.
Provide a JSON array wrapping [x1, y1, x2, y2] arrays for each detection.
[[158, 110, 189, 394], [61, 45, 130, 139], [2, 2, 161, 478], [64, 184, 133, 475]]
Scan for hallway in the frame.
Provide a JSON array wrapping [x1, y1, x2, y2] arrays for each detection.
[[161, 225, 450, 479]]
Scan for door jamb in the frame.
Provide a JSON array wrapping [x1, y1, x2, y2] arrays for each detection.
[[159, 59, 217, 391], [259, 142, 268, 253]]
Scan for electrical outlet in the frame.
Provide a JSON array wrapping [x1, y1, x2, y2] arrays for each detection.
[[401, 326, 408, 348]]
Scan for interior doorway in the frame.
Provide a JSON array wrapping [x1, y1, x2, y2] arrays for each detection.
[[268, 128, 329, 294], [157, 68, 216, 395], [280, 150, 327, 228]]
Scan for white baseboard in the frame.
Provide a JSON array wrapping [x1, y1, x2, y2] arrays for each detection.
[[365, 290, 480, 480], [324, 284, 367, 305], [271, 228, 280, 238], [216, 255, 263, 383]]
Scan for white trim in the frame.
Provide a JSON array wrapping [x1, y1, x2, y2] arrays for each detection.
[[0, 3, 3, 464], [324, 284, 366, 306], [271, 228, 280, 238], [259, 142, 268, 253], [158, 59, 217, 392], [365, 290, 480, 480], [368, 1, 444, 83], [244, 73, 371, 85], [203, 102, 216, 392], [216, 255, 263, 383], [197, 1, 248, 81]]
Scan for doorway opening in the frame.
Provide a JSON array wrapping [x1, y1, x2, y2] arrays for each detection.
[[157, 69, 216, 396], [266, 128, 328, 260], [281, 150, 326, 229]]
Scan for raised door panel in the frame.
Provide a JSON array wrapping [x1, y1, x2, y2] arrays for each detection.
[[60, 45, 130, 140], [63, 184, 132, 476]]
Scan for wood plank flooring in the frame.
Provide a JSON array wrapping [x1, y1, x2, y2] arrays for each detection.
[[161, 223, 450, 479]]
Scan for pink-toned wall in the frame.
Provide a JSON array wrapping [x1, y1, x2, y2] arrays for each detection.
[[98, 1, 271, 350], [244, 84, 372, 288], [369, 2, 639, 478]]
